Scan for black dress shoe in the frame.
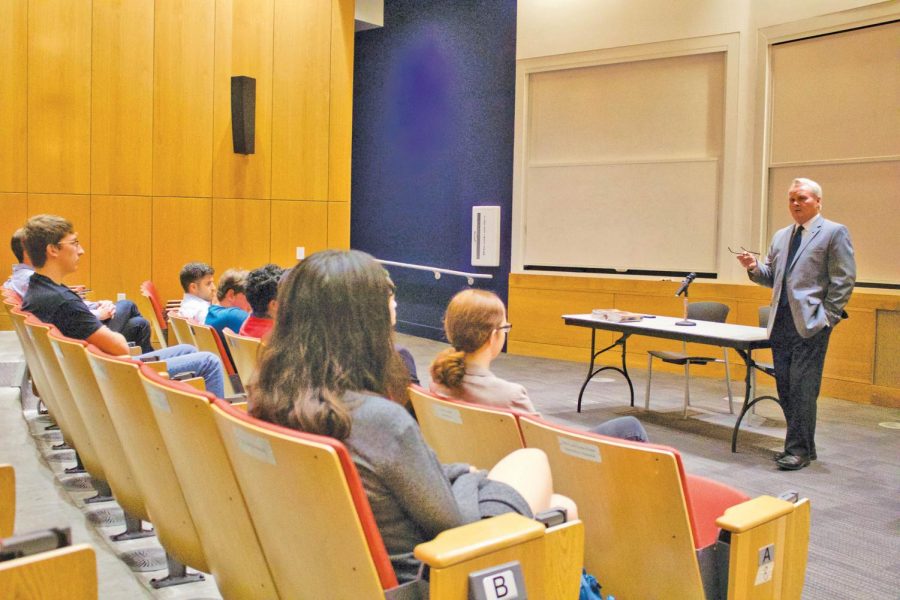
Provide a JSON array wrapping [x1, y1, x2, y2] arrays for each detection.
[[773, 451, 817, 461], [776, 454, 811, 470]]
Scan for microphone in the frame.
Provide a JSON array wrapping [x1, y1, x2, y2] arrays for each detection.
[[675, 272, 697, 297]]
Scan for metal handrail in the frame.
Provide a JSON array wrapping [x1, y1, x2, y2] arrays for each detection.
[[376, 259, 493, 286]]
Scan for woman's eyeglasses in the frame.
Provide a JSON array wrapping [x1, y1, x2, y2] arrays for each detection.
[[497, 323, 512, 333]]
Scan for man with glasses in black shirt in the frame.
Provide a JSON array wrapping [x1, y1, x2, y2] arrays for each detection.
[[20, 214, 226, 398]]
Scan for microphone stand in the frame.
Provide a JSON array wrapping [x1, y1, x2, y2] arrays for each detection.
[[675, 273, 696, 326], [675, 288, 695, 326]]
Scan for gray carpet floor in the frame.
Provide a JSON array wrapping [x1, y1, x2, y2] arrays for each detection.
[[1, 329, 897, 598]]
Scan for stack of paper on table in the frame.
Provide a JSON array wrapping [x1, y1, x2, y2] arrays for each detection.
[[591, 309, 643, 323]]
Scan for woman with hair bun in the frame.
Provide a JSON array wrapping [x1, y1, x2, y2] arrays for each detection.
[[431, 289, 649, 442], [249, 250, 576, 583]]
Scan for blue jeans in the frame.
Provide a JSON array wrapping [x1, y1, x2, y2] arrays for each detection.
[[106, 300, 152, 353], [588, 416, 649, 442], [138, 344, 225, 398]]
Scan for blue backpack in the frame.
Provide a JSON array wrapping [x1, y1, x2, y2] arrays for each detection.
[[579, 569, 604, 600]]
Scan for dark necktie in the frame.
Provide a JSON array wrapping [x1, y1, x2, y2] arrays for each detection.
[[779, 226, 803, 307]]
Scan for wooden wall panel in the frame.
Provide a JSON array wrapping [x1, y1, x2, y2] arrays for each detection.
[[328, 0, 355, 202], [152, 197, 212, 302], [270, 200, 328, 267], [211, 198, 271, 272], [153, 0, 215, 198], [0, 194, 28, 267], [90, 195, 152, 300], [91, 0, 154, 196], [874, 310, 900, 389], [271, 0, 331, 201], [0, 0, 27, 193], [26, 194, 92, 286], [212, 0, 274, 200], [823, 307, 875, 384], [28, 0, 91, 194], [327, 202, 351, 250]]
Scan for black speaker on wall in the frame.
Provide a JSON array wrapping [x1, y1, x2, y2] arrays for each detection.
[[231, 76, 256, 154]]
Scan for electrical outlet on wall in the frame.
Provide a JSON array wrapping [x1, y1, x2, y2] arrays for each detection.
[[296, 247, 305, 260]]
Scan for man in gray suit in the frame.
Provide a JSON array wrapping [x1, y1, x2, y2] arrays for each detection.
[[737, 178, 855, 470]]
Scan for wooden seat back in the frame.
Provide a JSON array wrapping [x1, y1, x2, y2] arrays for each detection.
[[139, 367, 277, 598], [188, 322, 239, 396], [211, 399, 395, 597], [0, 464, 13, 538], [519, 414, 708, 598], [222, 328, 262, 387], [49, 332, 149, 521], [139, 280, 168, 348], [86, 348, 209, 573], [168, 314, 196, 347], [408, 386, 524, 469], [24, 317, 104, 480], [189, 322, 234, 372], [519, 416, 809, 599], [8, 308, 67, 442], [0, 544, 97, 599]]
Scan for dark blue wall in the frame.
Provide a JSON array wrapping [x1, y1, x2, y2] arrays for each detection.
[[351, 0, 517, 340]]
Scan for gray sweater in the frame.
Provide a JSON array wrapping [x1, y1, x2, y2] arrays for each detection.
[[342, 391, 530, 583]]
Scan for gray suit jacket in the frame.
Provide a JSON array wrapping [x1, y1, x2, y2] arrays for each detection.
[[749, 216, 856, 338]]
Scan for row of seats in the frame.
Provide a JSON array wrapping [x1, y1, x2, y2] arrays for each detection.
[[140, 280, 261, 397], [409, 387, 812, 599], [2, 292, 584, 599]]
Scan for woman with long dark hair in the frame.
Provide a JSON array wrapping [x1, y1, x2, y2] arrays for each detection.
[[249, 250, 575, 583]]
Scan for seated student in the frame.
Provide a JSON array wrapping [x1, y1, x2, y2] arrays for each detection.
[[20, 215, 225, 397], [178, 262, 216, 323], [431, 289, 649, 442], [7, 227, 154, 353], [249, 250, 576, 583], [3, 228, 33, 299], [239, 264, 283, 340], [205, 268, 250, 338]]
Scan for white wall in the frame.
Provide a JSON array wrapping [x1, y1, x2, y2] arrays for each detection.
[[516, 0, 883, 60], [512, 0, 899, 283]]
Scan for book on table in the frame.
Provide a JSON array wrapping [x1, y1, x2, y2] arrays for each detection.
[[591, 309, 643, 323]]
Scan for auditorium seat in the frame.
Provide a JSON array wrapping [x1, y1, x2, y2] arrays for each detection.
[[408, 385, 525, 469], [0, 464, 13, 538], [22, 316, 95, 477], [48, 331, 157, 544], [86, 348, 209, 588], [138, 365, 277, 598], [644, 301, 735, 417], [8, 308, 64, 438], [188, 322, 243, 396], [222, 328, 262, 388], [519, 415, 810, 599], [167, 314, 196, 347], [211, 398, 584, 599], [0, 544, 97, 599], [139, 280, 169, 349]]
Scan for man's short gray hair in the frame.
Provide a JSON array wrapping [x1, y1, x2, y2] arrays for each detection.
[[791, 177, 822, 200]]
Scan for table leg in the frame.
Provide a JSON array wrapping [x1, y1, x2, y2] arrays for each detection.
[[577, 331, 633, 412], [576, 329, 597, 413], [732, 348, 780, 453]]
